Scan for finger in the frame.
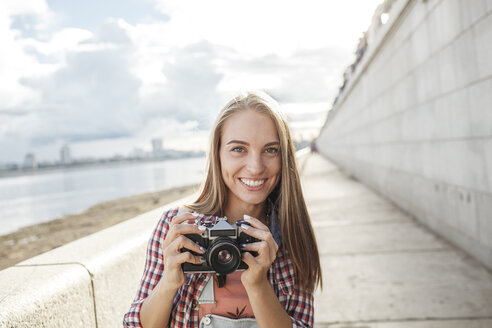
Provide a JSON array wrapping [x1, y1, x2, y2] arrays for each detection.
[[170, 235, 206, 254], [243, 215, 269, 231], [242, 241, 277, 261], [240, 226, 277, 259], [241, 251, 256, 267], [166, 222, 205, 242], [240, 224, 272, 241], [173, 223, 206, 235], [240, 241, 268, 253], [174, 251, 206, 266], [170, 212, 198, 226]]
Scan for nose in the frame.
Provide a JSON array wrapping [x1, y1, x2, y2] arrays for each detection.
[[245, 152, 265, 175]]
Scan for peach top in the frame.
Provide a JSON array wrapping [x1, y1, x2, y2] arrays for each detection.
[[198, 271, 254, 320]]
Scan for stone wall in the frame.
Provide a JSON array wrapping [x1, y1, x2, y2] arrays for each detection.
[[316, 0, 492, 270]]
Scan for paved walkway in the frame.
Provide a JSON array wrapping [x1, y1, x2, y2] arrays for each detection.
[[301, 153, 492, 328]]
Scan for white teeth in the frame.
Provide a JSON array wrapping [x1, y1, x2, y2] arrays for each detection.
[[240, 178, 265, 187]]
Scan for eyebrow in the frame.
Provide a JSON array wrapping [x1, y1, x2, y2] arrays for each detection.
[[226, 140, 280, 147]]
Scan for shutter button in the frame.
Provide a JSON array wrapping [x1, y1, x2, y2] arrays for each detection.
[[202, 316, 211, 325]]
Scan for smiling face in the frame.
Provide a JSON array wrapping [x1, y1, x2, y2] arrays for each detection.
[[219, 109, 281, 217]]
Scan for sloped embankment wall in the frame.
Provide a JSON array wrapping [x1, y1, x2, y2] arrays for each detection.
[[317, 0, 492, 270]]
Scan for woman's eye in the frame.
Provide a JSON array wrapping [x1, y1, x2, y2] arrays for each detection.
[[265, 147, 279, 154], [232, 147, 245, 152]]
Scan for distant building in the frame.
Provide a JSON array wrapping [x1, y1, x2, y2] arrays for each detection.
[[130, 147, 151, 159], [60, 144, 71, 165], [23, 153, 37, 169], [152, 138, 164, 158]]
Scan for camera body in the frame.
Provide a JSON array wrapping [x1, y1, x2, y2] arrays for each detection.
[[182, 216, 257, 275]]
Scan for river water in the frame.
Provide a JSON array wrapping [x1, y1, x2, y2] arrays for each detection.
[[0, 157, 206, 236]]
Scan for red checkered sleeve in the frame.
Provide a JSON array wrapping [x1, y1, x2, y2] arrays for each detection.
[[273, 248, 314, 327], [123, 208, 178, 327], [287, 288, 314, 327]]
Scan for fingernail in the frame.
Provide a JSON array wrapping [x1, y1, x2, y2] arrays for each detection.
[[199, 246, 206, 253], [191, 212, 199, 217], [241, 224, 249, 230], [200, 257, 206, 262], [240, 244, 247, 249], [243, 214, 252, 221], [198, 225, 206, 231]]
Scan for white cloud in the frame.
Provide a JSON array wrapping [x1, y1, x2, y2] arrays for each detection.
[[4, 0, 51, 18], [0, 1, 91, 119], [21, 20, 142, 143], [153, 0, 381, 56], [0, 0, 383, 163], [0, 3, 44, 108], [2, 18, 224, 162], [23, 28, 93, 57]]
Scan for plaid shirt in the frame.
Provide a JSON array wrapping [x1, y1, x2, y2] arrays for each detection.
[[123, 208, 314, 327]]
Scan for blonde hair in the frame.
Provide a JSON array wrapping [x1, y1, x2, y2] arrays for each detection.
[[188, 91, 322, 292]]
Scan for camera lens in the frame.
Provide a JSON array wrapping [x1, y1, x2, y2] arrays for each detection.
[[207, 237, 241, 274], [217, 249, 233, 264]]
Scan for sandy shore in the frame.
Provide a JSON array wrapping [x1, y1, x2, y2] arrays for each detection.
[[0, 184, 199, 270]]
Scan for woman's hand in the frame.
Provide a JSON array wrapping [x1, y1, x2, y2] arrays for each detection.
[[139, 212, 205, 328], [159, 212, 206, 290], [239, 215, 279, 288]]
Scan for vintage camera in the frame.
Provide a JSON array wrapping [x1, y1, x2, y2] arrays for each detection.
[[182, 217, 258, 275]]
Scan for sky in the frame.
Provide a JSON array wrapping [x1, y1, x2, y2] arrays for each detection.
[[0, 0, 382, 164]]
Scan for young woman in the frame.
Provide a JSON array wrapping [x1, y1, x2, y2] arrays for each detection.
[[124, 91, 322, 327]]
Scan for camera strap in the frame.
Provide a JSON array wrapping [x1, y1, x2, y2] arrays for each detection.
[[216, 273, 227, 288]]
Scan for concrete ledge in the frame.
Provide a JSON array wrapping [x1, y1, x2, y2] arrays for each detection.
[[0, 194, 196, 328], [0, 264, 95, 327]]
